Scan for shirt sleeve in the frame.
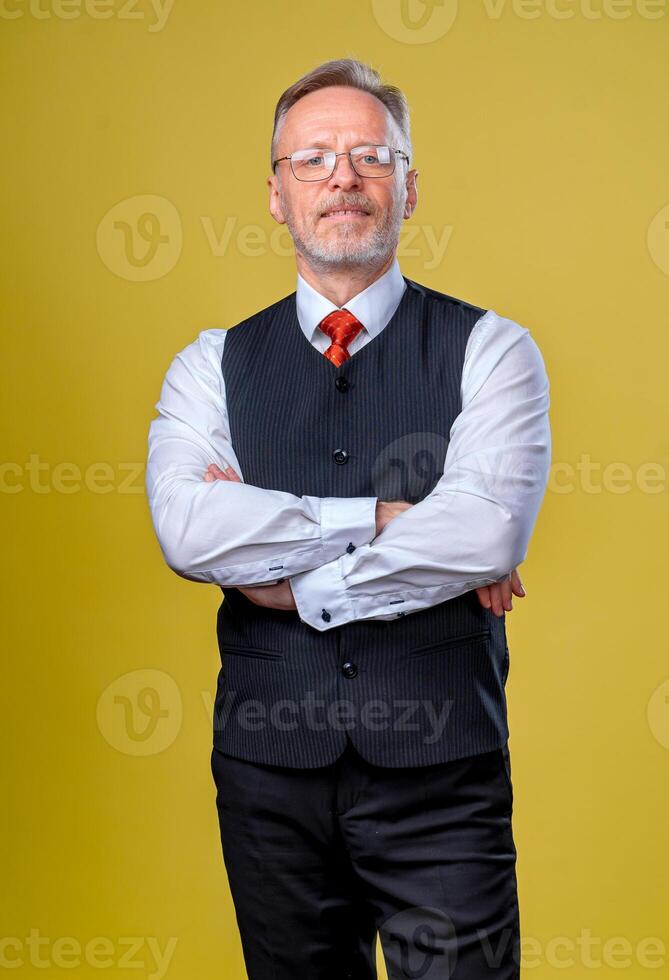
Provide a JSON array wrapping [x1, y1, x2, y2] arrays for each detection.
[[288, 310, 552, 631], [145, 328, 378, 586]]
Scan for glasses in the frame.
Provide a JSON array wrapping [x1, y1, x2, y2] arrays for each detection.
[[272, 144, 410, 181]]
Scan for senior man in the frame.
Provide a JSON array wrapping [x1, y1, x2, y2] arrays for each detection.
[[146, 58, 551, 980]]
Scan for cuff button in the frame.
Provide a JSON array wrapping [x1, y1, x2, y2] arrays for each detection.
[[346, 542, 356, 554], [321, 609, 331, 622]]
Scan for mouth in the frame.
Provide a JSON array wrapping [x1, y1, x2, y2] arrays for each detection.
[[320, 207, 371, 220]]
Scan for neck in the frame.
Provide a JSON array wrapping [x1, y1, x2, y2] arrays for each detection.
[[296, 252, 395, 307]]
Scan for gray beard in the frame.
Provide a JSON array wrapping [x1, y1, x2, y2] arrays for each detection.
[[279, 194, 405, 274]]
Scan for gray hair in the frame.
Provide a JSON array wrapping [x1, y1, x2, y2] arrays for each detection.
[[270, 58, 412, 170]]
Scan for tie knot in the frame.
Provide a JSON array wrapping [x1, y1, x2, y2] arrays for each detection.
[[319, 309, 364, 346]]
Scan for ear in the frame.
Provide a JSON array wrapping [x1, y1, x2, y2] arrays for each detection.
[[404, 168, 418, 219], [267, 172, 286, 225]]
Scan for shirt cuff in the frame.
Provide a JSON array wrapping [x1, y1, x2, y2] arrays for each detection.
[[289, 561, 496, 631], [289, 557, 417, 631], [319, 496, 377, 556], [289, 556, 356, 631]]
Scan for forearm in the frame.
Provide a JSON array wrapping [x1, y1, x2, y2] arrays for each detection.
[[146, 422, 377, 586]]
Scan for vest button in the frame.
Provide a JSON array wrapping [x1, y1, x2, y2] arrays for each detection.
[[333, 449, 349, 465], [321, 609, 331, 622], [345, 542, 356, 554], [341, 661, 358, 678], [335, 377, 350, 393]]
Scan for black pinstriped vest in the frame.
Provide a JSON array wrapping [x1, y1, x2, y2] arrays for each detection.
[[213, 277, 510, 768]]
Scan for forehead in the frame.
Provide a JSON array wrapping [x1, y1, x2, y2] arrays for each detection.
[[278, 86, 394, 148]]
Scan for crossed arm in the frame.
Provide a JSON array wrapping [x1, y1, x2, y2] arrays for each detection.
[[146, 312, 551, 630], [203, 461, 527, 617]]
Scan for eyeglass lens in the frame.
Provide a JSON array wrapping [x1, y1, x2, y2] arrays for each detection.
[[290, 145, 395, 181]]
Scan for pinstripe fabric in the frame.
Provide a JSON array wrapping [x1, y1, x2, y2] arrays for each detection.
[[213, 277, 510, 768]]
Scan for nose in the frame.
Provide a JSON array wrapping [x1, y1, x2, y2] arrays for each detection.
[[326, 152, 363, 191]]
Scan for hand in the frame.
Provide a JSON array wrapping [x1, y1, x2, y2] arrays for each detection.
[[232, 578, 297, 610], [203, 462, 297, 610], [475, 569, 526, 617], [375, 499, 414, 536], [204, 462, 242, 483]]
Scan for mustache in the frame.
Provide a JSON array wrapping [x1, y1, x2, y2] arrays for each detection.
[[316, 194, 376, 217]]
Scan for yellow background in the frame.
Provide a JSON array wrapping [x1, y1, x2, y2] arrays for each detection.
[[2, 1, 668, 977]]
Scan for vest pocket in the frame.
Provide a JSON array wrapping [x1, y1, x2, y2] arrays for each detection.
[[406, 627, 491, 658], [218, 644, 284, 662]]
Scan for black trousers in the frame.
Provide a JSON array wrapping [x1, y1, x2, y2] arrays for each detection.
[[210, 738, 520, 979]]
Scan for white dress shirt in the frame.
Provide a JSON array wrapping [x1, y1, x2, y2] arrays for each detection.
[[146, 258, 551, 631]]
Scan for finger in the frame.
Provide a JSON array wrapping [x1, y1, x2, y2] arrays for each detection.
[[209, 464, 230, 481], [500, 576, 513, 612], [510, 568, 526, 597], [475, 586, 491, 609], [488, 583, 505, 618], [203, 471, 215, 482], [209, 463, 242, 482]]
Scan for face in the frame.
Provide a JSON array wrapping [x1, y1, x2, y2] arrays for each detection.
[[267, 86, 418, 273]]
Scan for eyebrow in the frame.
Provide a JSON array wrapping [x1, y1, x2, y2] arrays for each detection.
[[299, 137, 385, 148]]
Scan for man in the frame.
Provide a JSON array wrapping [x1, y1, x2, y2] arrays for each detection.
[[146, 58, 551, 980]]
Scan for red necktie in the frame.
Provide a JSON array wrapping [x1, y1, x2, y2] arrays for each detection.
[[319, 309, 365, 367]]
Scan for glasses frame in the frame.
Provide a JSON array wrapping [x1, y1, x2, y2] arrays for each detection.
[[272, 144, 410, 181]]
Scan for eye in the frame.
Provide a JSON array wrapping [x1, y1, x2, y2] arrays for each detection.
[[305, 155, 324, 167]]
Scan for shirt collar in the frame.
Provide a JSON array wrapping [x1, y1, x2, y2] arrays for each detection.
[[295, 257, 406, 342]]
